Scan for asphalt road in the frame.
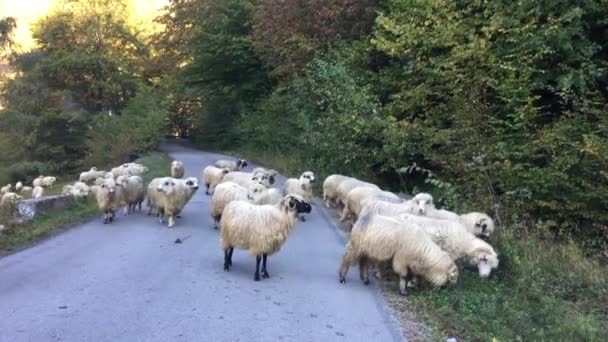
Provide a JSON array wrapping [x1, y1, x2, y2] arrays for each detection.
[[0, 142, 404, 342]]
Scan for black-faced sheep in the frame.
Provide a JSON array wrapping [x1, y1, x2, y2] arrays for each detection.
[[220, 194, 312, 281], [283, 171, 315, 221]]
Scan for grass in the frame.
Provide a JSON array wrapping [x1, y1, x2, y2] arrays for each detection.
[[208, 144, 608, 341], [0, 151, 172, 255]]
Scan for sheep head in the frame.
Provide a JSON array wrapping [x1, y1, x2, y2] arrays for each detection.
[[281, 194, 312, 214], [471, 246, 499, 278], [157, 179, 177, 194], [412, 193, 433, 215]]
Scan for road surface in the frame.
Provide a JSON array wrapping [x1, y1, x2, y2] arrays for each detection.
[[0, 142, 404, 342]]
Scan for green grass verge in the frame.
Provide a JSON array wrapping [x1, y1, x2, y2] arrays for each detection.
[[0, 151, 172, 255], [209, 145, 608, 341]]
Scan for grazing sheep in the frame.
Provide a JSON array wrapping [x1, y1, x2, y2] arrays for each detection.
[[359, 192, 434, 219], [117, 175, 145, 214], [32, 176, 44, 188], [1, 184, 11, 195], [0, 192, 23, 208], [32, 186, 44, 198], [15, 182, 23, 192], [41, 176, 57, 188], [323, 174, 352, 208], [20, 186, 33, 194], [79, 168, 108, 183], [335, 179, 380, 209], [154, 178, 192, 228], [222, 171, 271, 189], [220, 194, 312, 281], [210, 181, 255, 229], [395, 213, 499, 278], [202, 166, 230, 195], [283, 171, 315, 221], [338, 214, 458, 295], [215, 159, 248, 171], [425, 207, 496, 239], [95, 179, 121, 224], [171, 160, 185, 179], [341, 187, 400, 223]]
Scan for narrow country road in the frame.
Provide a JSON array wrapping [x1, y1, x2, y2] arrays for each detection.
[[0, 142, 404, 342]]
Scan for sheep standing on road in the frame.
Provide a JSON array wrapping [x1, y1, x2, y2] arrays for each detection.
[[95, 179, 121, 224], [323, 175, 352, 208], [283, 171, 315, 221], [339, 214, 458, 295], [220, 194, 312, 281], [202, 166, 230, 195], [335, 179, 380, 210], [171, 160, 185, 179], [154, 178, 192, 228], [210, 181, 255, 229], [117, 175, 145, 214], [222, 171, 272, 189], [215, 159, 247, 172]]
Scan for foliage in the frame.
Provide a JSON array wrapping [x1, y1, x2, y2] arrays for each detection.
[[0, 16, 16, 54]]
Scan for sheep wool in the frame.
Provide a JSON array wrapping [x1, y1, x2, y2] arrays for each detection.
[[32, 176, 44, 188], [210, 181, 252, 229], [202, 166, 230, 195], [171, 160, 185, 179], [322, 174, 352, 208], [341, 187, 400, 222], [214, 159, 248, 171], [41, 176, 57, 188], [32, 186, 44, 198], [220, 194, 312, 281], [339, 214, 458, 295], [335, 179, 380, 209]]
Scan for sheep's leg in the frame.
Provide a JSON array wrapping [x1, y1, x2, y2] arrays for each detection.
[[300, 215, 306, 222], [103, 210, 109, 224], [261, 254, 269, 278], [228, 247, 234, 266], [339, 207, 349, 222], [109, 209, 115, 223], [254, 255, 262, 281], [398, 276, 408, 296], [205, 183, 210, 195], [359, 257, 370, 285], [393, 259, 410, 296], [123, 206, 129, 215], [339, 244, 356, 284], [168, 215, 175, 228], [223, 248, 231, 271]]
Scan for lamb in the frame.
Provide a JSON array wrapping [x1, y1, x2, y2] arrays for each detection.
[[154, 178, 192, 228], [283, 171, 315, 221], [202, 166, 230, 195], [1, 184, 11, 195], [222, 171, 272, 189], [41, 176, 57, 188], [32, 186, 44, 198], [32, 176, 44, 187], [322, 174, 352, 208], [95, 179, 121, 224], [338, 214, 459, 295], [116, 175, 145, 214], [79, 167, 108, 182], [359, 192, 434, 219], [425, 207, 496, 239], [171, 160, 185, 179], [341, 187, 400, 223], [215, 159, 248, 171], [0, 192, 23, 207], [395, 213, 499, 278], [15, 182, 23, 192], [335, 178, 380, 209], [210, 181, 257, 229], [220, 194, 312, 281]]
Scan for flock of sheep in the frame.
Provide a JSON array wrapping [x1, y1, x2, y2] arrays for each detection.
[[1, 156, 499, 296]]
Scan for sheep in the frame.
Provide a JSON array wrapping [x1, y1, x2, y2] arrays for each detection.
[[154, 178, 192, 228], [0, 192, 23, 208], [252, 167, 278, 186], [32, 186, 44, 198], [394, 213, 499, 278], [215, 159, 248, 171], [425, 207, 496, 239], [146, 177, 170, 216], [40, 176, 57, 189], [283, 171, 315, 221], [32, 176, 44, 187], [125, 163, 148, 176], [95, 179, 121, 224], [338, 214, 459, 295], [62, 182, 90, 198], [335, 178, 380, 209], [79, 167, 108, 182], [15, 182, 23, 192], [220, 194, 312, 281], [202, 166, 230, 195], [20, 186, 33, 194], [111, 165, 130, 178], [1, 184, 11, 195], [171, 160, 185, 179], [210, 181, 256, 229], [222, 171, 272, 189], [323, 174, 352, 208], [116, 175, 145, 214], [255, 186, 283, 205], [181, 177, 200, 203], [341, 187, 400, 223], [359, 192, 434, 219]]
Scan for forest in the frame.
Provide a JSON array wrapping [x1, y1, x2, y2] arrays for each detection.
[[1, 0, 607, 339]]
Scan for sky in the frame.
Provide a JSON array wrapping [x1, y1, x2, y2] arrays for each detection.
[[0, 0, 170, 51]]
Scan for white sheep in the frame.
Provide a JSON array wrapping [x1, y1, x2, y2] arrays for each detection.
[[425, 206, 496, 239], [335, 178, 380, 209], [1, 184, 11, 195], [220, 194, 312, 281], [15, 182, 23, 192], [210, 181, 256, 229], [181, 177, 200, 204], [222, 171, 271, 189], [322, 174, 352, 208], [32, 176, 44, 188], [171, 160, 185, 179], [252, 167, 278, 186], [341, 187, 400, 223], [202, 166, 230, 195], [95, 179, 121, 224], [338, 214, 459, 295], [79, 167, 108, 182], [32, 186, 44, 198], [0, 192, 23, 208], [359, 192, 434, 219], [153, 178, 194, 228], [146, 177, 170, 216], [395, 213, 499, 278], [116, 175, 145, 214], [41, 176, 57, 188], [62, 182, 90, 199], [283, 171, 315, 221], [125, 163, 149, 176], [215, 159, 248, 171], [20, 186, 33, 194], [255, 186, 283, 205]]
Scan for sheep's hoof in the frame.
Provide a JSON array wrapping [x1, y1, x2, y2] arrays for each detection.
[[262, 271, 269, 279], [300, 216, 306, 222], [109, 216, 114, 223], [363, 280, 370, 286], [254, 273, 261, 281], [339, 276, 346, 284], [176, 215, 182, 218], [228, 260, 232, 267], [224, 264, 229, 272], [103, 219, 108, 224]]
